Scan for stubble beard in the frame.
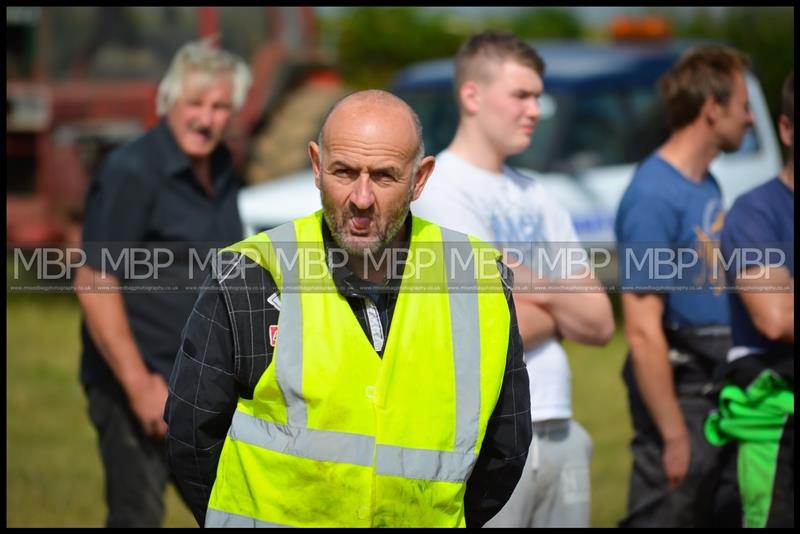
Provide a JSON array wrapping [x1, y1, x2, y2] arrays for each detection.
[[322, 189, 413, 260]]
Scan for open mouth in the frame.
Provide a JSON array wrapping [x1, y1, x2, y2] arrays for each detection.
[[349, 216, 372, 235], [188, 127, 213, 144]]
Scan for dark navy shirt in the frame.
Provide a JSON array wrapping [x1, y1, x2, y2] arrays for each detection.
[[616, 152, 730, 327], [721, 177, 794, 357], [80, 119, 244, 392]]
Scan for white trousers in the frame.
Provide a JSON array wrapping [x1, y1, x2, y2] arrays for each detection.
[[484, 419, 593, 528]]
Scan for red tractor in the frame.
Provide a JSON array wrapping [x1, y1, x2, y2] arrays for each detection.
[[6, 6, 343, 246]]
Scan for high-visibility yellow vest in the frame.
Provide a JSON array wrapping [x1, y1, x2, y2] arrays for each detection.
[[206, 211, 510, 527]]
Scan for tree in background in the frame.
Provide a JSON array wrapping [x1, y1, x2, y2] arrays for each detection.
[[321, 7, 466, 89], [507, 7, 583, 40], [669, 6, 793, 124], [321, 6, 792, 124], [321, 7, 583, 90]]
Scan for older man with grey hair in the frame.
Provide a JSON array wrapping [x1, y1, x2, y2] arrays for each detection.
[[73, 38, 251, 527]]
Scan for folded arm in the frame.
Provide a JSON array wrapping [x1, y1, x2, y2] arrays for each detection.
[[510, 261, 614, 348], [736, 266, 794, 343]]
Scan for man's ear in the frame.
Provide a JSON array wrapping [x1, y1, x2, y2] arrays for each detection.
[[460, 80, 481, 115], [410, 155, 436, 201], [701, 95, 721, 126], [309, 141, 322, 189], [778, 114, 794, 149]]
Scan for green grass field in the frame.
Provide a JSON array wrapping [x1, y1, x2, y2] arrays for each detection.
[[6, 292, 632, 527]]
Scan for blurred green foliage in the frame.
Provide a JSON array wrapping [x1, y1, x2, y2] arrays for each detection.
[[506, 8, 583, 40], [669, 6, 794, 124], [322, 7, 583, 90], [321, 7, 465, 90], [321, 7, 792, 125]]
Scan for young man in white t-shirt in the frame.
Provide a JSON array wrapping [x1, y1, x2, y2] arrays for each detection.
[[412, 30, 615, 528]]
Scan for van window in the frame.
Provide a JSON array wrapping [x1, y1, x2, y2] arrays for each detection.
[[396, 88, 459, 157], [398, 78, 760, 176], [399, 88, 559, 171], [556, 90, 628, 172]]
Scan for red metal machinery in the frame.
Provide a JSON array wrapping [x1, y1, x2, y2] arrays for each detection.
[[6, 6, 336, 246]]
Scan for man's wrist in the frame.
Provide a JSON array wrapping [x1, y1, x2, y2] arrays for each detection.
[[119, 362, 151, 399], [661, 427, 689, 444]]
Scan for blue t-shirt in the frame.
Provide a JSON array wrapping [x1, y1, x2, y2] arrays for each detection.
[[615, 153, 730, 327], [720, 177, 794, 356]]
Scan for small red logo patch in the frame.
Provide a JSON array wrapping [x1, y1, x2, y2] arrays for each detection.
[[268, 325, 279, 347]]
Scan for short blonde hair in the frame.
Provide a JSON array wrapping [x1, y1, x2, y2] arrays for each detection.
[[156, 37, 252, 116]]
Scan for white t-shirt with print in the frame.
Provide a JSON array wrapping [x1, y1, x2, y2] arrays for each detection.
[[412, 150, 582, 422]]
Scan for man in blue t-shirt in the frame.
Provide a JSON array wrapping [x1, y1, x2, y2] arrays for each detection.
[[706, 70, 794, 528], [615, 46, 753, 527]]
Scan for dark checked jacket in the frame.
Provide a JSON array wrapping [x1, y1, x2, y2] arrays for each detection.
[[165, 216, 531, 528]]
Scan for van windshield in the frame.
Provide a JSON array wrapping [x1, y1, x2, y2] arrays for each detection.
[[397, 87, 557, 172], [397, 83, 757, 175], [396, 84, 664, 174]]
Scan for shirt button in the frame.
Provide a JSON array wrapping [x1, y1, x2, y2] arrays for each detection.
[[365, 386, 376, 399]]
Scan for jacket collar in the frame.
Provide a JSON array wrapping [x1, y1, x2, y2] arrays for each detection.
[[321, 214, 411, 299]]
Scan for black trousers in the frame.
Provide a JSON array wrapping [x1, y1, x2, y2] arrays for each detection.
[[86, 385, 176, 528], [724, 355, 794, 528], [765, 414, 794, 527], [619, 327, 741, 528]]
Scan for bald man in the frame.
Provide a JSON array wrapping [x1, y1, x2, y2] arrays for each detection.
[[165, 90, 532, 528]]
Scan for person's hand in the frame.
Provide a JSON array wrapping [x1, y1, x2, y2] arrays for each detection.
[[662, 432, 691, 489], [129, 372, 169, 438]]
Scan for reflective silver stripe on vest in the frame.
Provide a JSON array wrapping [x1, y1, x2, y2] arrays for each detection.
[[265, 223, 306, 427], [230, 410, 375, 466], [251, 223, 483, 484], [375, 444, 477, 482], [440, 227, 481, 454], [206, 507, 291, 528]]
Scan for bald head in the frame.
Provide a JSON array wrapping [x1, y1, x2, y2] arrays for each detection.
[[317, 90, 425, 169]]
